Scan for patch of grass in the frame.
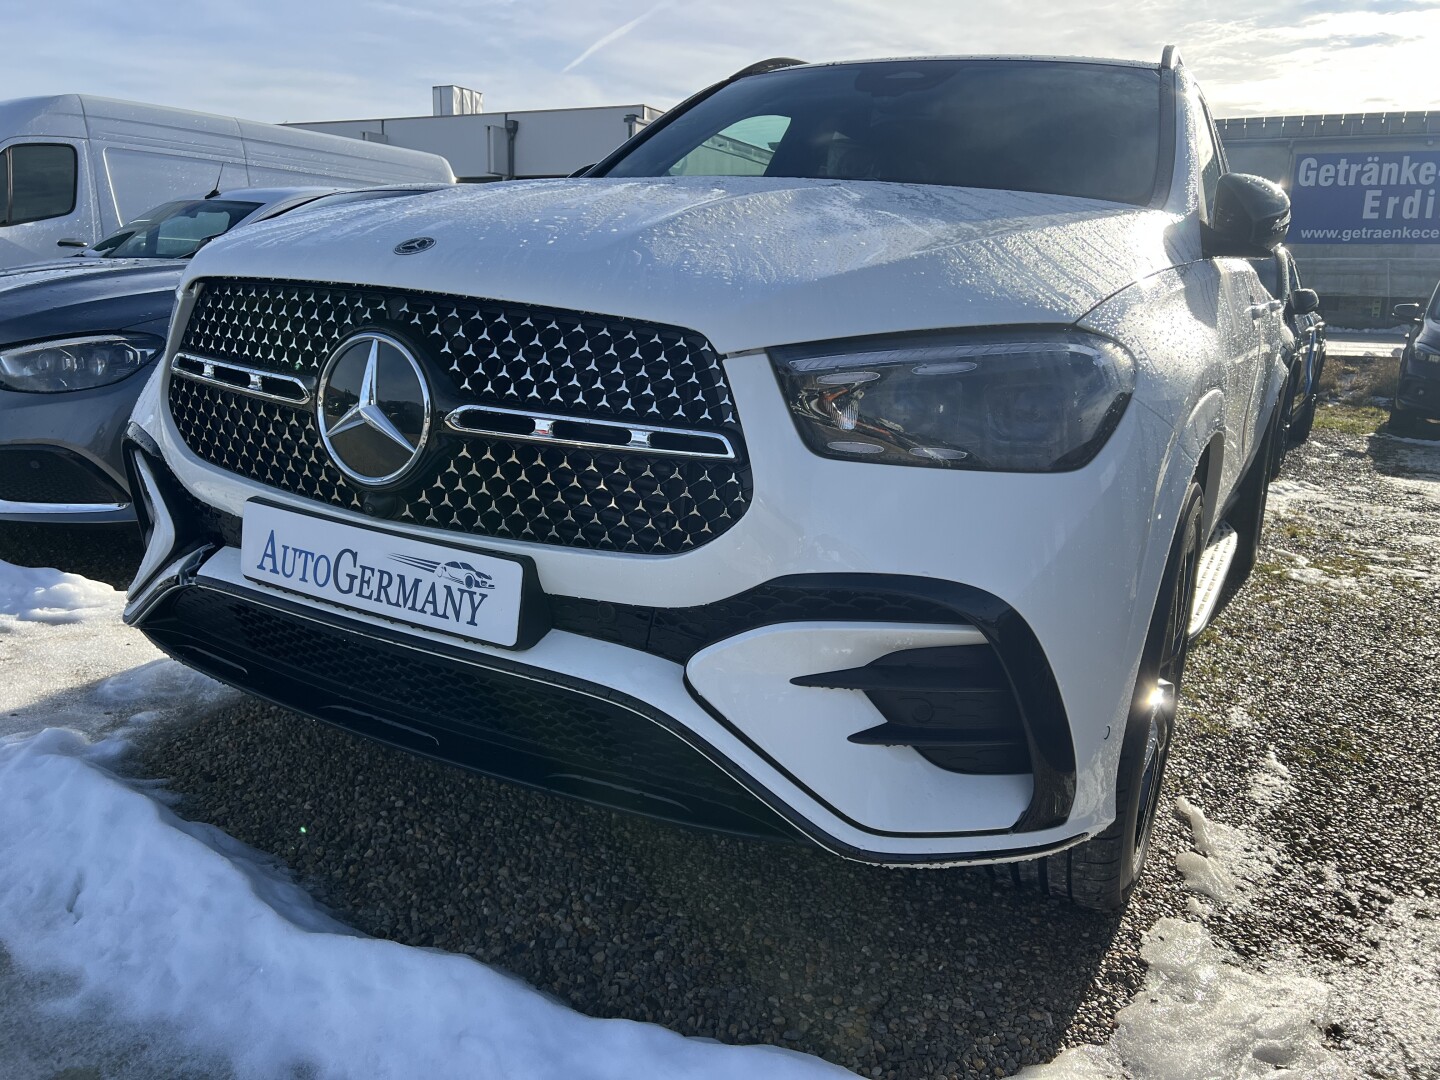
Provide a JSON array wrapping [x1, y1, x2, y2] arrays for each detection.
[[1277, 519, 1313, 541], [1320, 352, 1401, 408], [1345, 355, 1400, 404], [1312, 404, 1387, 435]]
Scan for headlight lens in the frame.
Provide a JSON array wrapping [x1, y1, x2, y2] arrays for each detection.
[[770, 330, 1136, 471], [0, 334, 163, 393]]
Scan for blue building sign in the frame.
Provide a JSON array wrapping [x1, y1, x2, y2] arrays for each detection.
[[1288, 152, 1440, 244]]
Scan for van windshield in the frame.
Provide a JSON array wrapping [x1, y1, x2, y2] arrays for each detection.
[[598, 59, 1164, 205], [94, 199, 263, 259]]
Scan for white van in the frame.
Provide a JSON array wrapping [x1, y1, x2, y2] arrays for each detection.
[[0, 95, 455, 268]]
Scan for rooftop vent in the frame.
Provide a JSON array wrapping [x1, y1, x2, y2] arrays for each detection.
[[433, 85, 484, 116]]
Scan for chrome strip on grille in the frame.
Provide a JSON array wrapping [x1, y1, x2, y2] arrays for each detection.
[[444, 403, 737, 461], [171, 352, 312, 406]]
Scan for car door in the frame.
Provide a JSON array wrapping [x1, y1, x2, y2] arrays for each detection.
[[1194, 96, 1272, 482], [0, 140, 96, 267]]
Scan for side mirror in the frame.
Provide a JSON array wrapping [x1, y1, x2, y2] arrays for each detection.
[[1204, 173, 1291, 257], [1393, 302, 1424, 321], [56, 237, 87, 248], [1291, 288, 1319, 316]]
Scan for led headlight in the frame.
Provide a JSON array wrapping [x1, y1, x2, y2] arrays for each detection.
[[770, 330, 1136, 471], [0, 333, 163, 393]]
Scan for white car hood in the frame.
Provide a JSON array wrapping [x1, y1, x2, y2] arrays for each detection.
[[187, 177, 1192, 354]]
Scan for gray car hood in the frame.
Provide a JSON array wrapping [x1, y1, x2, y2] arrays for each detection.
[[188, 177, 1193, 354]]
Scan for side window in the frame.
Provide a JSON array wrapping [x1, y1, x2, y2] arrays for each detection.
[[2, 143, 77, 225], [152, 208, 237, 257], [668, 115, 792, 177]]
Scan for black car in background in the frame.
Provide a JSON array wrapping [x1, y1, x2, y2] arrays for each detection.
[[1392, 283, 1440, 436], [1250, 245, 1325, 451], [0, 184, 447, 524]]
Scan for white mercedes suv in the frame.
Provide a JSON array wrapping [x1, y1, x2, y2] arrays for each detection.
[[123, 48, 1291, 909]]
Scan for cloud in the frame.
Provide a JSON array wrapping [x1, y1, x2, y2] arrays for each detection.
[[0, 0, 1436, 122], [562, 2, 670, 73]]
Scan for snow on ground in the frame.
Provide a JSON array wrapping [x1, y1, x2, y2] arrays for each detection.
[[1266, 438, 1440, 592], [1248, 750, 1292, 809], [1172, 797, 1279, 910], [1017, 917, 1355, 1080], [1016, 795, 1360, 1080], [0, 562, 228, 740], [0, 555, 850, 1080]]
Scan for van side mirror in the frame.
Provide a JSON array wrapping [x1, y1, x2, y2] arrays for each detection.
[[1290, 288, 1319, 315], [1203, 173, 1291, 258], [1393, 302, 1424, 321]]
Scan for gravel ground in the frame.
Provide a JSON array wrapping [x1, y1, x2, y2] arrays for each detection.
[[4, 416, 1437, 1078]]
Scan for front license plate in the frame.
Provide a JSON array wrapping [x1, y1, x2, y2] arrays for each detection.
[[241, 501, 526, 647]]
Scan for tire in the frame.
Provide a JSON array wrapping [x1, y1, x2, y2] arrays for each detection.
[[1227, 405, 1279, 589], [1388, 406, 1424, 439], [1289, 393, 1317, 444], [1042, 482, 1204, 911], [1272, 371, 1299, 478]]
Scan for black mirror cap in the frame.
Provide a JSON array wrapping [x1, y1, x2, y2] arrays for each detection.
[[1393, 302, 1425, 321], [1291, 288, 1320, 316], [1204, 173, 1292, 257]]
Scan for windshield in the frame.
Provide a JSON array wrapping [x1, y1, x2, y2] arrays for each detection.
[[94, 199, 263, 259], [600, 59, 1163, 205]]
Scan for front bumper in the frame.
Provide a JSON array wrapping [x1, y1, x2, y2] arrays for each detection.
[[1396, 360, 1440, 419], [0, 376, 148, 523], [125, 343, 1183, 864]]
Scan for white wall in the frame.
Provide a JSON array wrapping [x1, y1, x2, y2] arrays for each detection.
[[289, 105, 662, 180]]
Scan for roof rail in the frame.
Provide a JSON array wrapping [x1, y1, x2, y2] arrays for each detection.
[[1160, 45, 1183, 71], [727, 57, 806, 81]]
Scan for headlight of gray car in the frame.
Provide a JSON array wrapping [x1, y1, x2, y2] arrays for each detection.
[[0, 333, 164, 393], [769, 329, 1136, 471]]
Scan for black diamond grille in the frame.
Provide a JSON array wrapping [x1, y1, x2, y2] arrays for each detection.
[[169, 279, 750, 553]]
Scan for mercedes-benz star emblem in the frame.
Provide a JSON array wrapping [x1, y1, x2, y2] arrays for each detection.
[[393, 236, 436, 255], [317, 332, 432, 487]]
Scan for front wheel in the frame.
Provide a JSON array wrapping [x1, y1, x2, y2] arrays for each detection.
[[1042, 482, 1204, 911], [1389, 405, 1427, 439], [1289, 393, 1317, 444]]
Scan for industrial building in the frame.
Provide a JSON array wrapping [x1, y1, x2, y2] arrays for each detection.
[[287, 85, 661, 182], [1219, 112, 1440, 326]]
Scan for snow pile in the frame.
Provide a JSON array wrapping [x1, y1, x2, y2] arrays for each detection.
[[1018, 919, 1354, 1079], [0, 728, 849, 1080], [1324, 899, 1440, 1075], [0, 558, 228, 740], [1, 555, 846, 1078], [1173, 797, 1279, 908], [0, 560, 118, 624]]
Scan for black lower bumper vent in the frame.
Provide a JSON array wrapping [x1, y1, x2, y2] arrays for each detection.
[[136, 583, 793, 840], [794, 646, 1032, 774]]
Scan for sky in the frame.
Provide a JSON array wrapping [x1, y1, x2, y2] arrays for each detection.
[[4, 0, 1439, 123]]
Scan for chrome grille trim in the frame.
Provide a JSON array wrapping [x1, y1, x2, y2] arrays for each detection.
[[444, 403, 737, 461], [171, 352, 312, 406]]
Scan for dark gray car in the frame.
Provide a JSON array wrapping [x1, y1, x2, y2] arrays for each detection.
[[0, 184, 447, 523]]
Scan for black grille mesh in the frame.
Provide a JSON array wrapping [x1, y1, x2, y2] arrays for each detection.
[[169, 280, 749, 553], [144, 586, 788, 837], [0, 447, 127, 505]]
